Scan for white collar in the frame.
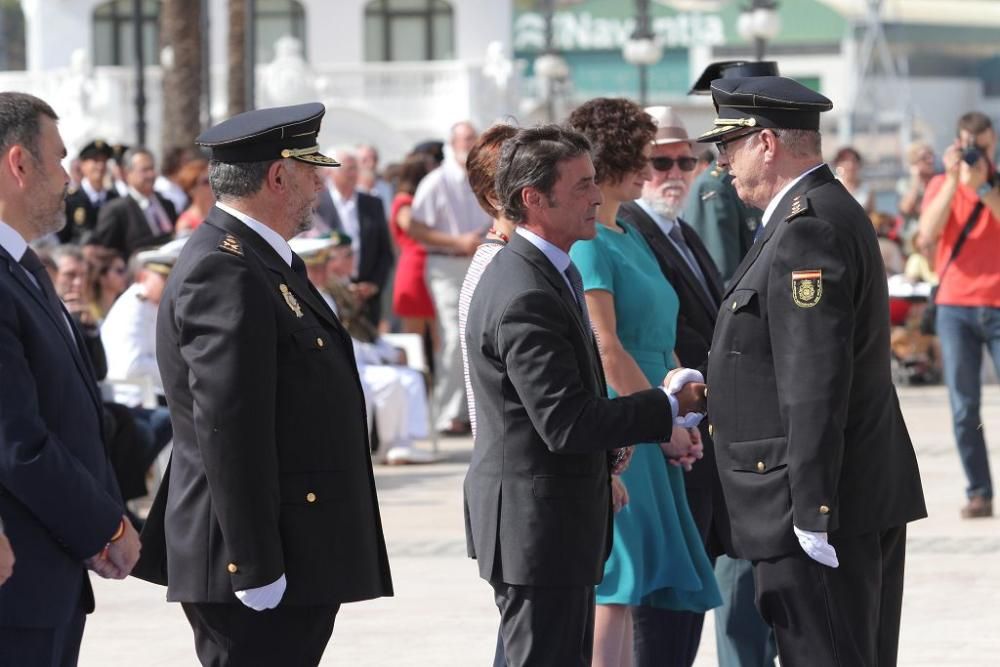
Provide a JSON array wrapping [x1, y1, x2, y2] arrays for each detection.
[[216, 202, 293, 267], [80, 178, 105, 203], [634, 198, 679, 234], [516, 226, 571, 274], [761, 163, 825, 228], [129, 186, 154, 208], [0, 219, 28, 262], [329, 185, 356, 207]]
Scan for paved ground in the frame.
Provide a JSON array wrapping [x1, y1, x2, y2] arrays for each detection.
[[79, 385, 1000, 666]]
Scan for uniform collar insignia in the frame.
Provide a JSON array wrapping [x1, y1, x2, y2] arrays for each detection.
[[785, 194, 810, 222], [218, 234, 244, 256]]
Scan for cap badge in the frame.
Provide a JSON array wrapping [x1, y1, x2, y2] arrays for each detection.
[[74, 207, 87, 225], [279, 283, 304, 318], [714, 117, 758, 128], [791, 270, 823, 308], [218, 234, 244, 257]]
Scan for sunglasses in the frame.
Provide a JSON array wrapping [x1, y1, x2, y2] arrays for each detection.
[[650, 156, 698, 172]]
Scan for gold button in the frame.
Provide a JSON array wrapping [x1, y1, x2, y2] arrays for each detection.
[[316, 337, 324, 348], [732, 301, 738, 311], [708, 424, 714, 436], [227, 563, 238, 574], [306, 492, 317, 503], [819, 505, 830, 515], [704, 387, 709, 398], [756, 461, 766, 472]]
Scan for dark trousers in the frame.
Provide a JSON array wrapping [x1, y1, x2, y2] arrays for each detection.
[[753, 525, 907, 667], [0, 600, 86, 667], [491, 582, 595, 667], [632, 606, 704, 667], [182, 602, 339, 667]]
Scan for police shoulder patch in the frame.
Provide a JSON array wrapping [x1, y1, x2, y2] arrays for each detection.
[[791, 269, 822, 308], [785, 194, 811, 222], [218, 234, 244, 257]]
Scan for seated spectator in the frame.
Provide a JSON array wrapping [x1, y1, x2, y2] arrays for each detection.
[[905, 233, 939, 285], [898, 141, 937, 232], [291, 234, 434, 465], [173, 158, 214, 237], [870, 211, 906, 275], [833, 145, 875, 212], [92, 147, 177, 259], [87, 247, 129, 318]]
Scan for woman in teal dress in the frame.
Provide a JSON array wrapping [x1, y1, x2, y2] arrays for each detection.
[[568, 98, 721, 667]]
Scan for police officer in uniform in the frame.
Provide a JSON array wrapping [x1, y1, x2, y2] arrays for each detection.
[[60, 139, 119, 245], [683, 62, 779, 285], [699, 77, 926, 667], [132, 103, 393, 666]]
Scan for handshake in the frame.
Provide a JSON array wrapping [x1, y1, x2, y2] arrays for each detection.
[[663, 367, 708, 425], [85, 516, 141, 580]]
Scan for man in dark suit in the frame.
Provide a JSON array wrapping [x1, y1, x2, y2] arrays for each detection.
[[619, 105, 750, 667], [59, 139, 119, 245], [0, 91, 140, 667], [91, 146, 177, 259], [465, 124, 708, 666], [699, 76, 927, 667], [313, 146, 393, 326], [132, 103, 392, 667]]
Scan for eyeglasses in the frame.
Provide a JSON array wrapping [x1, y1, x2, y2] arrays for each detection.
[[650, 156, 698, 172], [715, 129, 762, 157]]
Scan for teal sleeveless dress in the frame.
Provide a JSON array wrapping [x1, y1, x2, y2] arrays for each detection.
[[570, 220, 721, 612]]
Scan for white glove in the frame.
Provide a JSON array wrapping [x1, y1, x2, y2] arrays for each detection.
[[235, 574, 287, 611], [663, 368, 705, 428], [793, 526, 839, 568]]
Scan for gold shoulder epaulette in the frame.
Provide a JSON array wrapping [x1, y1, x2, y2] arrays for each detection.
[[785, 194, 811, 222], [218, 234, 244, 256]]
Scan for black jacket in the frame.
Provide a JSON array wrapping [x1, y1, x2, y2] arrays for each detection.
[[133, 207, 393, 605], [463, 232, 675, 587], [92, 192, 177, 259], [60, 186, 119, 245], [619, 201, 731, 554], [706, 165, 926, 561]]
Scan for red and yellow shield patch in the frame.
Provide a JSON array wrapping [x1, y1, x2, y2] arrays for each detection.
[[791, 270, 822, 308]]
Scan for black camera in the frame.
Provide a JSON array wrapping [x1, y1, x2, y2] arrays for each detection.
[[962, 143, 985, 166]]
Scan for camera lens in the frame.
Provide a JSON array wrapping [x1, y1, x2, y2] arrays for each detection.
[[962, 146, 983, 166]]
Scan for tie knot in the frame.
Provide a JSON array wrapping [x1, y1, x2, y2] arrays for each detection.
[[19, 247, 46, 275]]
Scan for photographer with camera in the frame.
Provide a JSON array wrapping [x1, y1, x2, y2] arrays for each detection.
[[918, 111, 1000, 519]]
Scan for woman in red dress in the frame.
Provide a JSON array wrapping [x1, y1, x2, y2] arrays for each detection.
[[391, 154, 437, 348]]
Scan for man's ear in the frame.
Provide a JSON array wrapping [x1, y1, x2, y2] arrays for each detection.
[[522, 186, 543, 211], [266, 159, 287, 193], [5, 146, 29, 189]]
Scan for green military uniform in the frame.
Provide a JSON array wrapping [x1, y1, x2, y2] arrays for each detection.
[[683, 159, 760, 286]]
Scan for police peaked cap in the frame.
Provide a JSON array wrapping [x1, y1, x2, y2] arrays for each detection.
[[196, 102, 340, 167], [696, 76, 833, 143], [688, 60, 780, 95]]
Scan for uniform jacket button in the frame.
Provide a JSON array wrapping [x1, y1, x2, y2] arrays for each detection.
[[819, 505, 830, 515], [756, 461, 766, 472], [708, 424, 714, 437], [306, 492, 317, 503], [316, 337, 324, 348], [227, 562, 238, 574]]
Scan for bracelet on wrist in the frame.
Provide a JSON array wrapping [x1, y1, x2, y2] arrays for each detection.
[[109, 518, 126, 543]]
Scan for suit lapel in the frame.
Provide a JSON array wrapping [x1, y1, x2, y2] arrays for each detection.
[[723, 165, 836, 299], [507, 233, 604, 389], [680, 221, 723, 306], [205, 209, 351, 341], [0, 247, 103, 412]]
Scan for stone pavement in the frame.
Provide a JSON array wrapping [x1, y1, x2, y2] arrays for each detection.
[[79, 385, 1000, 666]]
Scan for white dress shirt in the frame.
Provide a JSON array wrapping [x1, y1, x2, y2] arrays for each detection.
[[216, 202, 293, 267], [330, 186, 361, 277], [80, 178, 110, 207], [129, 187, 172, 236], [515, 227, 577, 300], [760, 162, 826, 229], [100, 283, 161, 406], [411, 158, 491, 249]]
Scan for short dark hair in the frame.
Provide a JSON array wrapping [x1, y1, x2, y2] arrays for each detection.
[[122, 146, 156, 172], [394, 153, 431, 196], [958, 111, 993, 137], [209, 159, 277, 199], [495, 125, 591, 224], [467, 123, 519, 216], [0, 92, 58, 160], [565, 98, 656, 185], [161, 145, 197, 177], [833, 146, 862, 165]]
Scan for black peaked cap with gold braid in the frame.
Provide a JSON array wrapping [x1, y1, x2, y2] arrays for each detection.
[[696, 76, 833, 143], [196, 102, 340, 167]]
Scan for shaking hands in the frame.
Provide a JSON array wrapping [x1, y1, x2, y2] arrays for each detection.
[[86, 516, 141, 580], [662, 368, 707, 426]]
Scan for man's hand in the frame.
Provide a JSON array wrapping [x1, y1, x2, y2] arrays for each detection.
[[942, 142, 962, 182], [89, 517, 141, 580], [611, 476, 629, 513], [793, 526, 839, 568], [456, 231, 482, 256], [352, 281, 380, 301], [236, 574, 287, 611], [0, 533, 14, 586], [663, 368, 707, 417], [661, 426, 704, 472], [610, 446, 633, 475]]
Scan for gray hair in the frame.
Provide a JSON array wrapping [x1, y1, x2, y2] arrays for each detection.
[[495, 125, 592, 224], [770, 128, 822, 158], [122, 146, 156, 172], [208, 159, 277, 200], [50, 243, 84, 266], [0, 92, 58, 160]]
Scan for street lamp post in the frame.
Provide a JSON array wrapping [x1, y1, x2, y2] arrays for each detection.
[[131, 0, 147, 146], [534, 0, 569, 122], [737, 1, 781, 61], [622, 0, 662, 106]]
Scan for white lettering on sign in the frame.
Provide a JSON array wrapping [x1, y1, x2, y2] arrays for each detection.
[[514, 11, 726, 52]]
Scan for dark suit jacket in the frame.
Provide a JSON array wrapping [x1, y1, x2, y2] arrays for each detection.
[[315, 189, 393, 324], [0, 244, 123, 628], [60, 186, 119, 245], [619, 200, 732, 555], [91, 192, 177, 259], [706, 165, 926, 561], [463, 232, 675, 587], [133, 207, 392, 606]]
